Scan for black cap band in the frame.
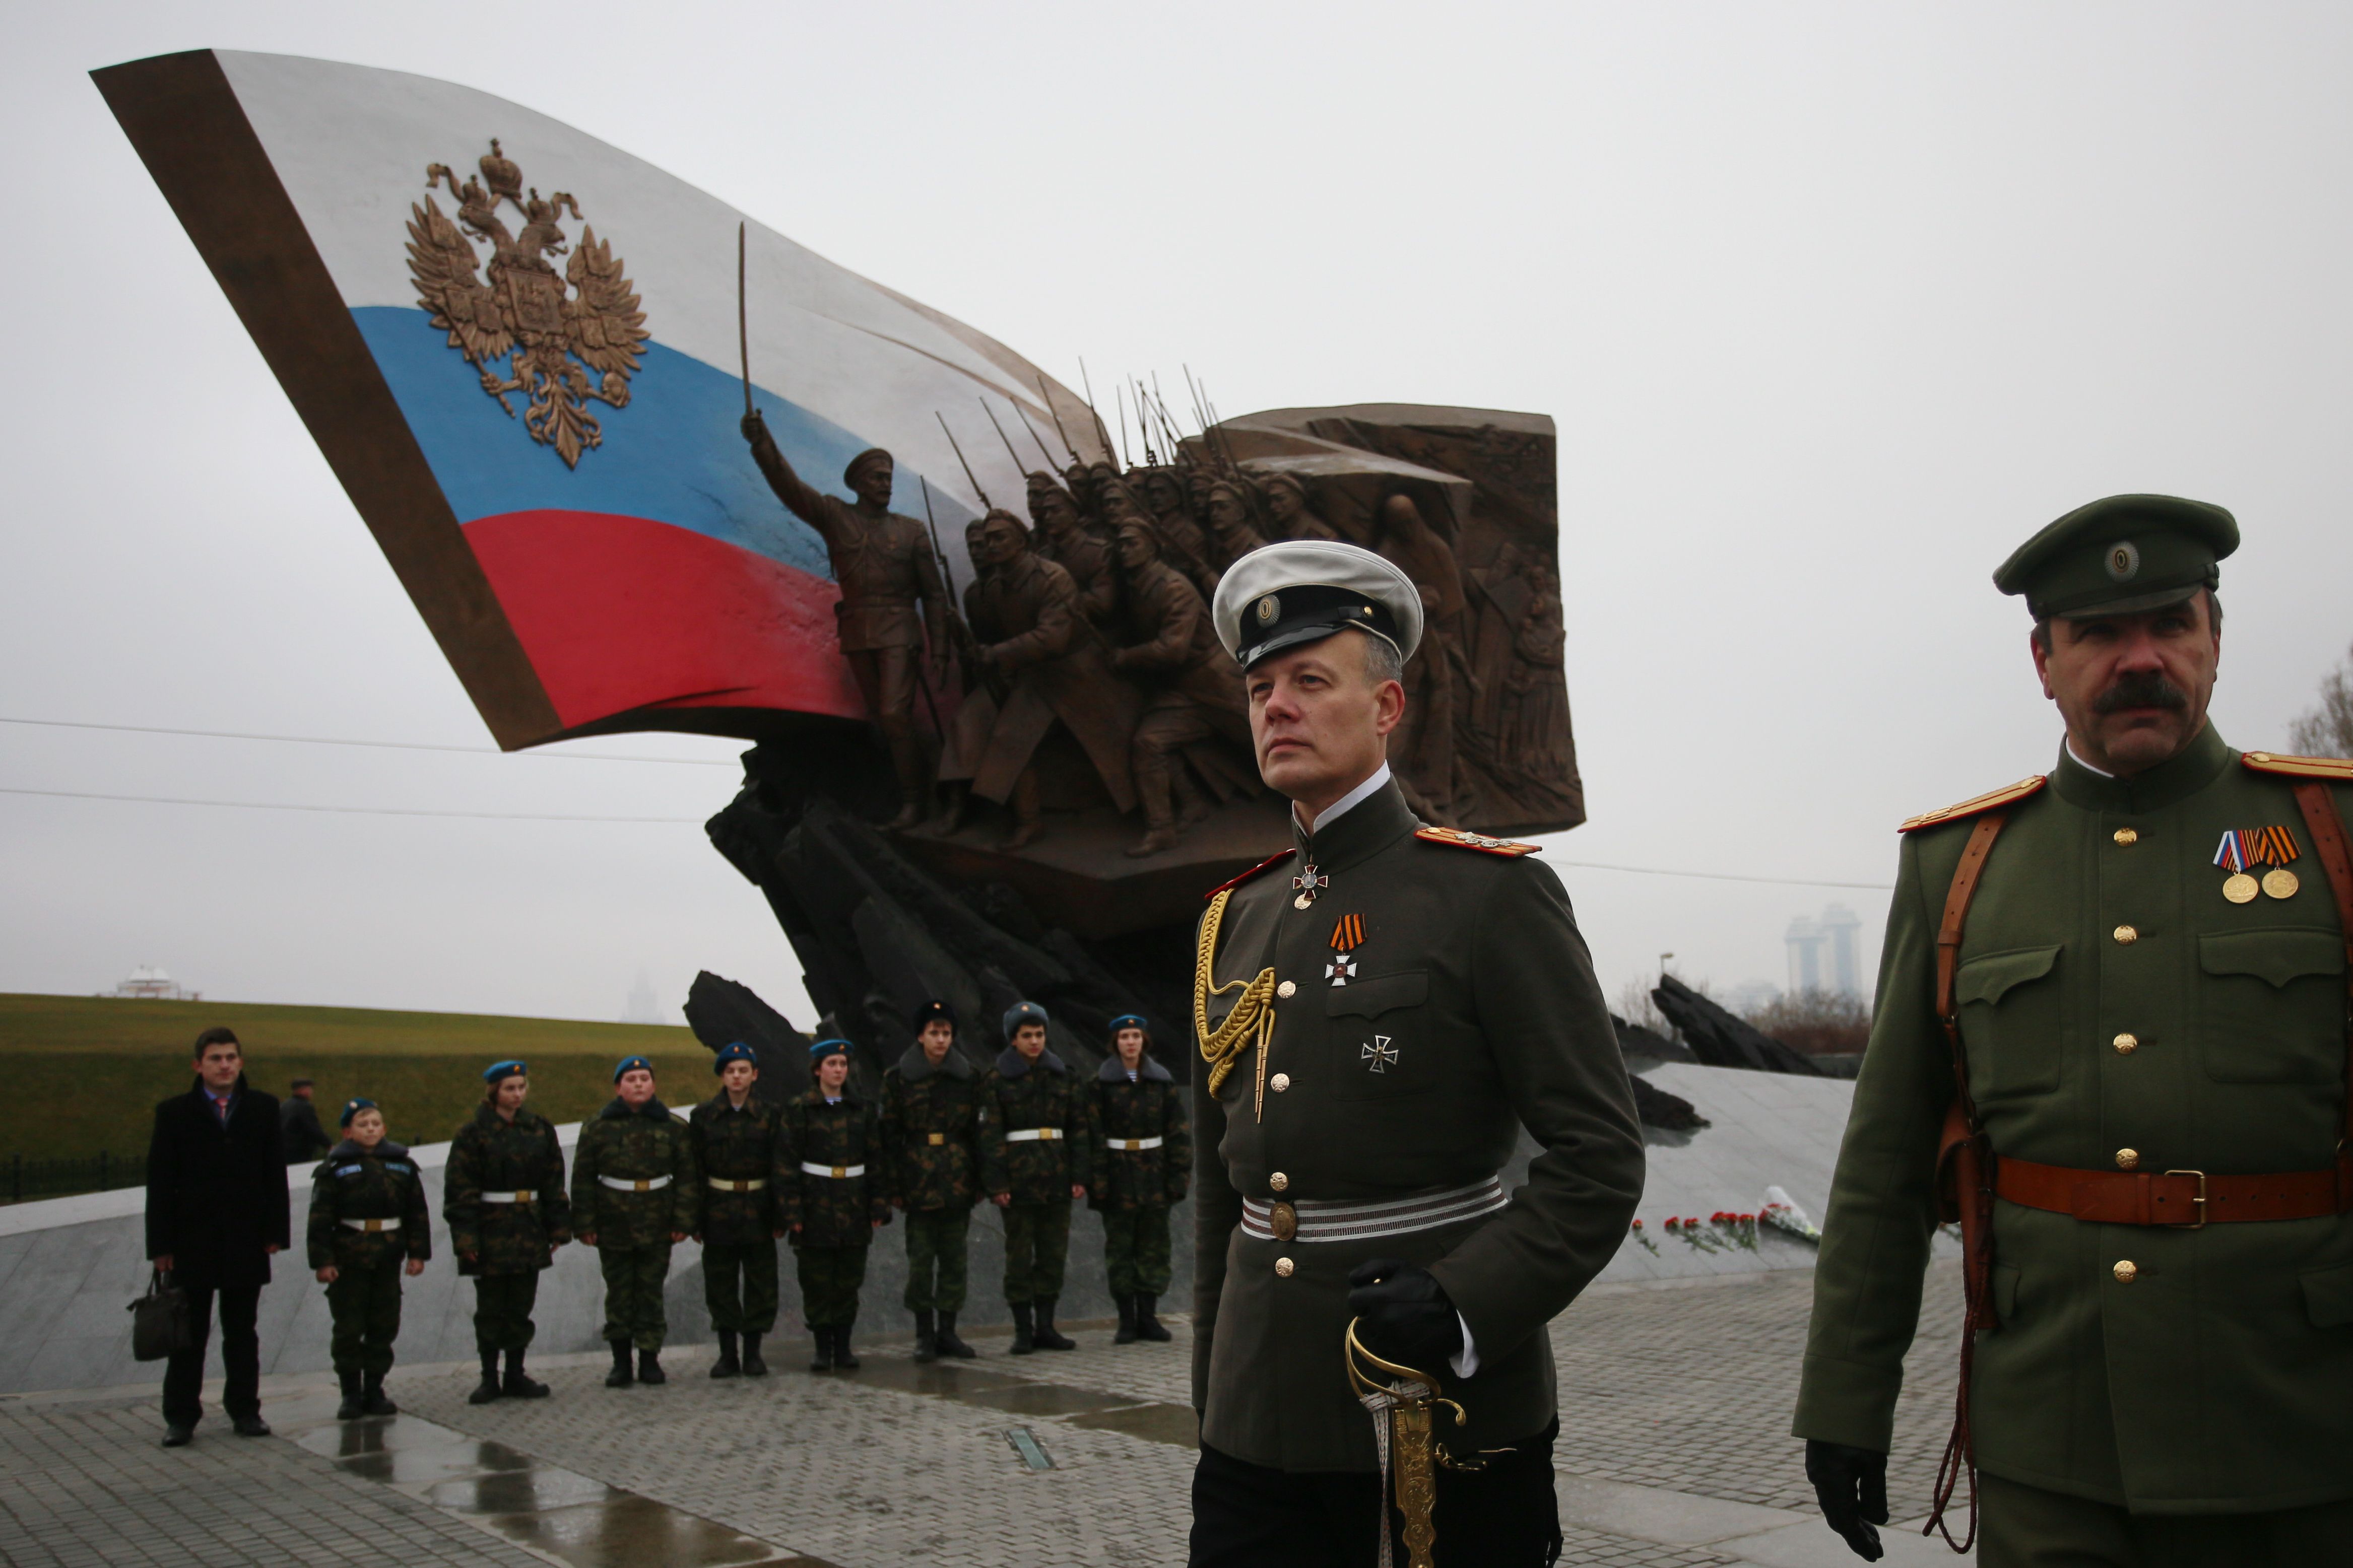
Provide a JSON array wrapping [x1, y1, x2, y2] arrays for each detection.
[[1235, 584, 1402, 671]]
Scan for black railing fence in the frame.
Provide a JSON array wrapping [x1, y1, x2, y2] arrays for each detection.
[[5, 1152, 149, 1204]]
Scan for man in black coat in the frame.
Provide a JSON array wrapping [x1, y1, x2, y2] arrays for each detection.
[[278, 1078, 331, 1164], [145, 1026, 291, 1446]]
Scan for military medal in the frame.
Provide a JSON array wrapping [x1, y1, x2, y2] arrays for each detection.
[[1292, 862, 1328, 910], [1328, 913, 1363, 985], [2214, 826, 2301, 904]]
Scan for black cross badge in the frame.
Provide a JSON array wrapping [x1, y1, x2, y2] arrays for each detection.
[[1361, 1035, 1398, 1074]]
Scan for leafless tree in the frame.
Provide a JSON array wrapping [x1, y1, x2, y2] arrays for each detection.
[[2290, 639, 2353, 757], [1744, 989, 1872, 1055]]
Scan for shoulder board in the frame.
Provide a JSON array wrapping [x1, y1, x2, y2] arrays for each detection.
[[1203, 849, 1295, 900], [2242, 751, 2353, 782], [1899, 775, 2048, 834], [1414, 826, 1541, 856]]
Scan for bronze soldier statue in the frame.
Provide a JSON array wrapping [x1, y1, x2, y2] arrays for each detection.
[[1261, 472, 1340, 542], [1138, 465, 1218, 592], [1203, 480, 1271, 575], [1374, 493, 1467, 822], [1026, 472, 1117, 627], [1108, 518, 1249, 857], [740, 414, 948, 829]]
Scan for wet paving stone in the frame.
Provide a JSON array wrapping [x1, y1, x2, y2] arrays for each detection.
[[482, 1492, 789, 1567], [425, 1462, 620, 1514], [1067, 1401, 1199, 1448]]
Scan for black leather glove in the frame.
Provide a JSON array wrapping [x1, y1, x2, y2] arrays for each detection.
[[1345, 1257, 1464, 1372], [1805, 1440, 1888, 1560]]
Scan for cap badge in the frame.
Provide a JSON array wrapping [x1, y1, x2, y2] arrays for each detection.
[[2214, 825, 2300, 903], [1256, 593, 1280, 625], [2105, 540, 2141, 582]]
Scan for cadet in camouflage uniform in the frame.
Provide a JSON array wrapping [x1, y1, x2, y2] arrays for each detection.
[[307, 1098, 430, 1419], [573, 1055, 697, 1388], [1797, 497, 2353, 1566], [990, 1000, 1091, 1354], [444, 1059, 571, 1405], [882, 1000, 1007, 1361], [689, 1042, 783, 1379], [781, 1038, 891, 1371], [1086, 1013, 1191, 1344]]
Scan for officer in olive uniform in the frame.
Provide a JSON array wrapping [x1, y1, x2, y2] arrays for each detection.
[[882, 1000, 1008, 1362], [991, 1000, 1092, 1353], [1190, 540, 1646, 1567], [1087, 1012, 1191, 1343], [573, 1055, 698, 1388], [444, 1059, 571, 1405], [781, 1038, 891, 1371], [307, 1098, 429, 1419], [1797, 496, 2353, 1566], [690, 1042, 784, 1379]]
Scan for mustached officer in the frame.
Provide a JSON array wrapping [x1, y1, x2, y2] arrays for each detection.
[[690, 1043, 784, 1379], [883, 1000, 1007, 1362], [1797, 497, 2353, 1564], [991, 1000, 1091, 1354], [782, 1038, 890, 1371], [444, 1060, 570, 1404], [307, 1098, 429, 1419], [1087, 1013, 1191, 1344], [573, 1056, 697, 1388], [1189, 540, 1645, 1567]]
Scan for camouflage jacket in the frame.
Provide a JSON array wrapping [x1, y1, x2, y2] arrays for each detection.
[[779, 1090, 890, 1247], [1087, 1055, 1192, 1209], [990, 1048, 1091, 1205], [306, 1138, 432, 1271], [688, 1090, 783, 1247], [880, 1045, 1005, 1213], [443, 1104, 571, 1277], [571, 1098, 698, 1249]]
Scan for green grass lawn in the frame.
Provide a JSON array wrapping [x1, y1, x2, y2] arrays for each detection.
[[0, 993, 715, 1167]]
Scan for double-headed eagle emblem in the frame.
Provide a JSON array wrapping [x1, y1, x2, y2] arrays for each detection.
[[406, 140, 648, 468]]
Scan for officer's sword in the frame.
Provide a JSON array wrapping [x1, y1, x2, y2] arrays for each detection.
[[1343, 1321, 1481, 1568]]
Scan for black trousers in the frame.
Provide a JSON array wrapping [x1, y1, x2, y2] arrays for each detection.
[[1190, 1420, 1562, 1568], [161, 1282, 262, 1427]]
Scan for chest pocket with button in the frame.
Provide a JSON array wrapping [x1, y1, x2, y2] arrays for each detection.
[[1325, 971, 1431, 1101], [1956, 944, 2064, 1100], [2197, 928, 2346, 1085]]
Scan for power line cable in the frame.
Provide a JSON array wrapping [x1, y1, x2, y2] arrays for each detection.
[[0, 715, 738, 766]]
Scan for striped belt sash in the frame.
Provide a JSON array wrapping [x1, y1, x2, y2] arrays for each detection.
[[479, 1191, 533, 1204], [801, 1162, 867, 1180], [596, 1174, 673, 1192], [707, 1177, 767, 1193], [1004, 1128, 1064, 1143], [338, 1217, 401, 1233], [1106, 1137, 1164, 1152], [1239, 1177, 1508, 1244]]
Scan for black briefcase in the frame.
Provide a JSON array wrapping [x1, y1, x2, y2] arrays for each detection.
[[128, 1269, 194, 1361]]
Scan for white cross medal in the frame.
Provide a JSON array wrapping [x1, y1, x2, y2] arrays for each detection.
[[1327, 952, 1357, 986], [1361, 1035, 1398, 1074]]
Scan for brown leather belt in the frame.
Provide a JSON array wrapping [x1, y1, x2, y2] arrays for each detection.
[[1995, 1157, 2351, 1226]]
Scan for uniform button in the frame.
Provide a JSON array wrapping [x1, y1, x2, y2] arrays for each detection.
[[2113, 925, 2139, 945], [1275, 1257, 1295, 1278], [1270, 1073, 1291, 1093], [1269, 1172, 1289, 1192], [2113, 828, 2138, 846], [2113, 1033, 2138, 1055], [2115, 1148, 2139, 1170], [2113, 1260, 2138, 1284], [1276, 980, 1297, 999]]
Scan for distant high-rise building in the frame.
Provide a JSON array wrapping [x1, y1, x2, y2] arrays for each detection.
[[623, 970, 665, 1026], [1818, 904, 1863, 998], [1785, 906, 1866, 998], [1785, 917, 1822, 994]]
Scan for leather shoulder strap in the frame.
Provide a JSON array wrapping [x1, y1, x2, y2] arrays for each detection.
[[1936, 811, 2011, 1127], [2286, 781, 2353, 1151]]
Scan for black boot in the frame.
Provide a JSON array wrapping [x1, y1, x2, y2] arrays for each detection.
[[1009, 1303, 1035, 1355], [636, 1347, 667, 1385], [1115, 1295, 1139, 1345], [810, 1327, 833, 1373], [833, 1322, 860, 1371], [912, 1310, 939, 1364], [710, 1329, 741, 1380], [336, 1369, 364, 1420], [605, 1340, 634, 1388], [503, 1348, 549, 1399], [741, 1331, 768, 1377], [935, 1311, 976, 1359], [1136, 1293, 1172, 1342], [361, 1373, 397, 1416], [1033, 1298, 1076, 1351], [469, 1350, 504, 1404]]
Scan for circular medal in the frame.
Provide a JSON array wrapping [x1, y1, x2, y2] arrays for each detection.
[[1293, 893, 1312, 911], [2222, 872, 2259, 904], [2261, 867, 2300, 900]]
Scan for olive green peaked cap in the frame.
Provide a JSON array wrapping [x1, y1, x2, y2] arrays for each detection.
[[1993, 494, 2238, 620]]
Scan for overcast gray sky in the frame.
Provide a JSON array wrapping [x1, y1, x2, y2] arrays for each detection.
[[4, 2, 2349, 1030]]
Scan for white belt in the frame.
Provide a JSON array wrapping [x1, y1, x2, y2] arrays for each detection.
[[597, 1174, 673, 1192], [1240, 1177, 1507, 1244], [801, 1162, 867, 1179], [1106, 1137, 1164, 1152], [479, 1191, 532, 1204], [707, 1177, 767, 1192], [1004, 1128, 1065, 1143], [338, 1218, 401, 1233]]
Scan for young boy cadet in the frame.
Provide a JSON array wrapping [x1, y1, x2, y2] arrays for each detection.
[[882, 1000, 1005, 1361], [780, 1038, 890, 1371], [991, 1000, 1090, 1353], [573, 1055, 697, 1388], [1086, 1014, 1191, 1343], [445, 1059, 569, 1405], [689, 1042, 784, 1378], [307, 1098, 430, 1418]]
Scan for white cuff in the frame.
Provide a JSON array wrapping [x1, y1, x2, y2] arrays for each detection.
[[1449, 1313, 1479, 1379]]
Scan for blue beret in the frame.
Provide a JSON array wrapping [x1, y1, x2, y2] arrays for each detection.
[[339, 1097, 378, 1128], [809, 1038, 853, 1060], [613, 1055, 654, 1083], [1108, 1013, 1148, 1036], [482, 1059, 527, 1084], [713, 1042, 758, 1073], [1003, 1000, 1050, 1038]]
